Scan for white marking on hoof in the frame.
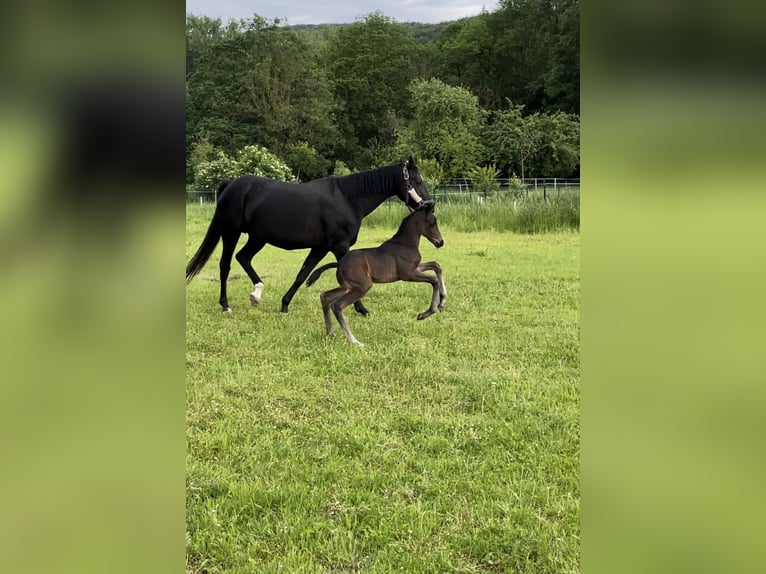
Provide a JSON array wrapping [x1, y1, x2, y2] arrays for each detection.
[[223, 307, 232, 313], [350, 339, 364, 347], [249, 282, 264, 306]]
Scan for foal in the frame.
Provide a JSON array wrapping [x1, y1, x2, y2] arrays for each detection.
[[305, 200, 446, 346]]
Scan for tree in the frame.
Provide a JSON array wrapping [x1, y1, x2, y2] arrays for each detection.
[[483, 100, 579, 178], [417, 158, 445, 192], [435, 14, 499, 109], [286, 142, 331, 181], [398, 78, 484, 178], [325, 12, 418, 166], [185, 15, 339, 183]]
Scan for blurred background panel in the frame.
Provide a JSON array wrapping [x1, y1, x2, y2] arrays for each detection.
[[0, 2, 185, 574], [583, 1, 766, 574]]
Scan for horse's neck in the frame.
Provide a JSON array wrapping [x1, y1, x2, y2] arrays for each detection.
[[388, 221, 422, 248], [358, 192, 390, 217], [341, 168, 399, 217]]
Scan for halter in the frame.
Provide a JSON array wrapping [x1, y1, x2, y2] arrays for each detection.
[[402, 161, 424, 206]]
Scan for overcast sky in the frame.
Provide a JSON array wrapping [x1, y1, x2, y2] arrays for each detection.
[[186, 0, 500, 26]]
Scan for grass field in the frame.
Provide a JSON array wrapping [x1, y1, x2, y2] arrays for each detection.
[[186, 203, 580, 573]]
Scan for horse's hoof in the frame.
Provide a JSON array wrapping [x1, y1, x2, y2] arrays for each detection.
[[222, 307, 232, 313], [249, 293, 260, 307]]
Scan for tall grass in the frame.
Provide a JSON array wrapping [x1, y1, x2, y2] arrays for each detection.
[[365, 192, 580, 234]]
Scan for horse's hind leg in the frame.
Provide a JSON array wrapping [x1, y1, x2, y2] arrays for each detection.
[[320, 287, 346, 335], [331, 291, 365, 346], [331, 247, 370, 317], [219, 232, 240, 312], [235, 235, 266, 307]]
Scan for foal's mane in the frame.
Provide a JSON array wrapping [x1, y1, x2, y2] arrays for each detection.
[[389, 208, 423, 241], [333, 164, 402, 200]]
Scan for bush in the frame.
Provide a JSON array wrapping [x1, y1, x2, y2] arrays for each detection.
[[467, 164, 501, 197], [192, 144, 295, 190], [235, 145, 295, 181], [333, 161, 352, 176], [192, 150, 237, 191]]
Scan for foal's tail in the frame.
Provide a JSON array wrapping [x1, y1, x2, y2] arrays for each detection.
[[186, 179, 232, 283], [306, 262, 338, 287]]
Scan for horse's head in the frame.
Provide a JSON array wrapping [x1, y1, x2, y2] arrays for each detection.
[[415, 199, 444, 248], [399, 156, 431, 211]]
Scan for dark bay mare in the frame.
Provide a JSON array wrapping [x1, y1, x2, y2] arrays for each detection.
[[305, 200, 446, 346], [185, 157, 430, 315]]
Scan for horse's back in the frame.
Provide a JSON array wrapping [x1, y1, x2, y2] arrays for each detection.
[[217, 175, 354, 249]]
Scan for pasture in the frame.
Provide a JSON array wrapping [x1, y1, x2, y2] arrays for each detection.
[[186, 203, 580, 573]]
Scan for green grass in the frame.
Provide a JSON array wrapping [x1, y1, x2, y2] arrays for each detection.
[[364, 192, 579, 233], [186, 204, 580, 573]]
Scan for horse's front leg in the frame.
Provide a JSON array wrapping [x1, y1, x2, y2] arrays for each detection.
[[281, 247, 328, 313], [418, 261, 446, 310], [403, 268, 441, 320]]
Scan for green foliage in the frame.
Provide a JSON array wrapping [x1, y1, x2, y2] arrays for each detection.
[[400, 78, 484, 178], [467, 163, 501, 196], [287, 142, 330, 181], [333, 160, 352, 176], [416, 158, 445, 190], [186, 15, 338, 183], [185, 3, 579, 181], [325, 12, 418, 157], [235, 145, 295, 181], [192, 144, 294, 190], [192, 150, 237, 191], [483, 100, 579, 178]]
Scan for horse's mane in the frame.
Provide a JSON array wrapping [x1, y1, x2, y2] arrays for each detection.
[[334, 164, 401, 200]]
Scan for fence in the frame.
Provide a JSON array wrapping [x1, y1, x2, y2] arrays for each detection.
[[186, 178, 580, 204]]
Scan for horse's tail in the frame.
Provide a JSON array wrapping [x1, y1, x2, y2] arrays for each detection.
[[306, 262, 338, 287], [186, 204, 223, 283]]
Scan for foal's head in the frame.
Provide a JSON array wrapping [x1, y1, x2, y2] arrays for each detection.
[[414, 200, 444, 248], [398, 156, 431, 211]]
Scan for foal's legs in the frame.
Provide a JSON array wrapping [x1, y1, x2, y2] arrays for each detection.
[[320, 283, 370, 346], [329, 289, 368, 345], [281, 247, 329, 313], [235, 234, 267, 307], [320, 287, 345, 335], [218, 232, 240, 312], [331, 247, 370, 317], [418, 261, 447, 310], [399, 268, 442, 320]]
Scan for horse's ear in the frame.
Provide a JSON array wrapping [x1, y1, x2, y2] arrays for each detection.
[[418, 199, 435, 211], [408, 155, 416, 167]]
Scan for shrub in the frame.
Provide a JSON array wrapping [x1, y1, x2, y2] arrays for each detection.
[[235, 145, 295, 181], [333, 161, 352, 176], [467, 164, 501, 197], [192, 150, 237, 191]]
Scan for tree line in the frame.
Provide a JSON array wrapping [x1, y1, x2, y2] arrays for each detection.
[[186, 0, 579, 189]]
